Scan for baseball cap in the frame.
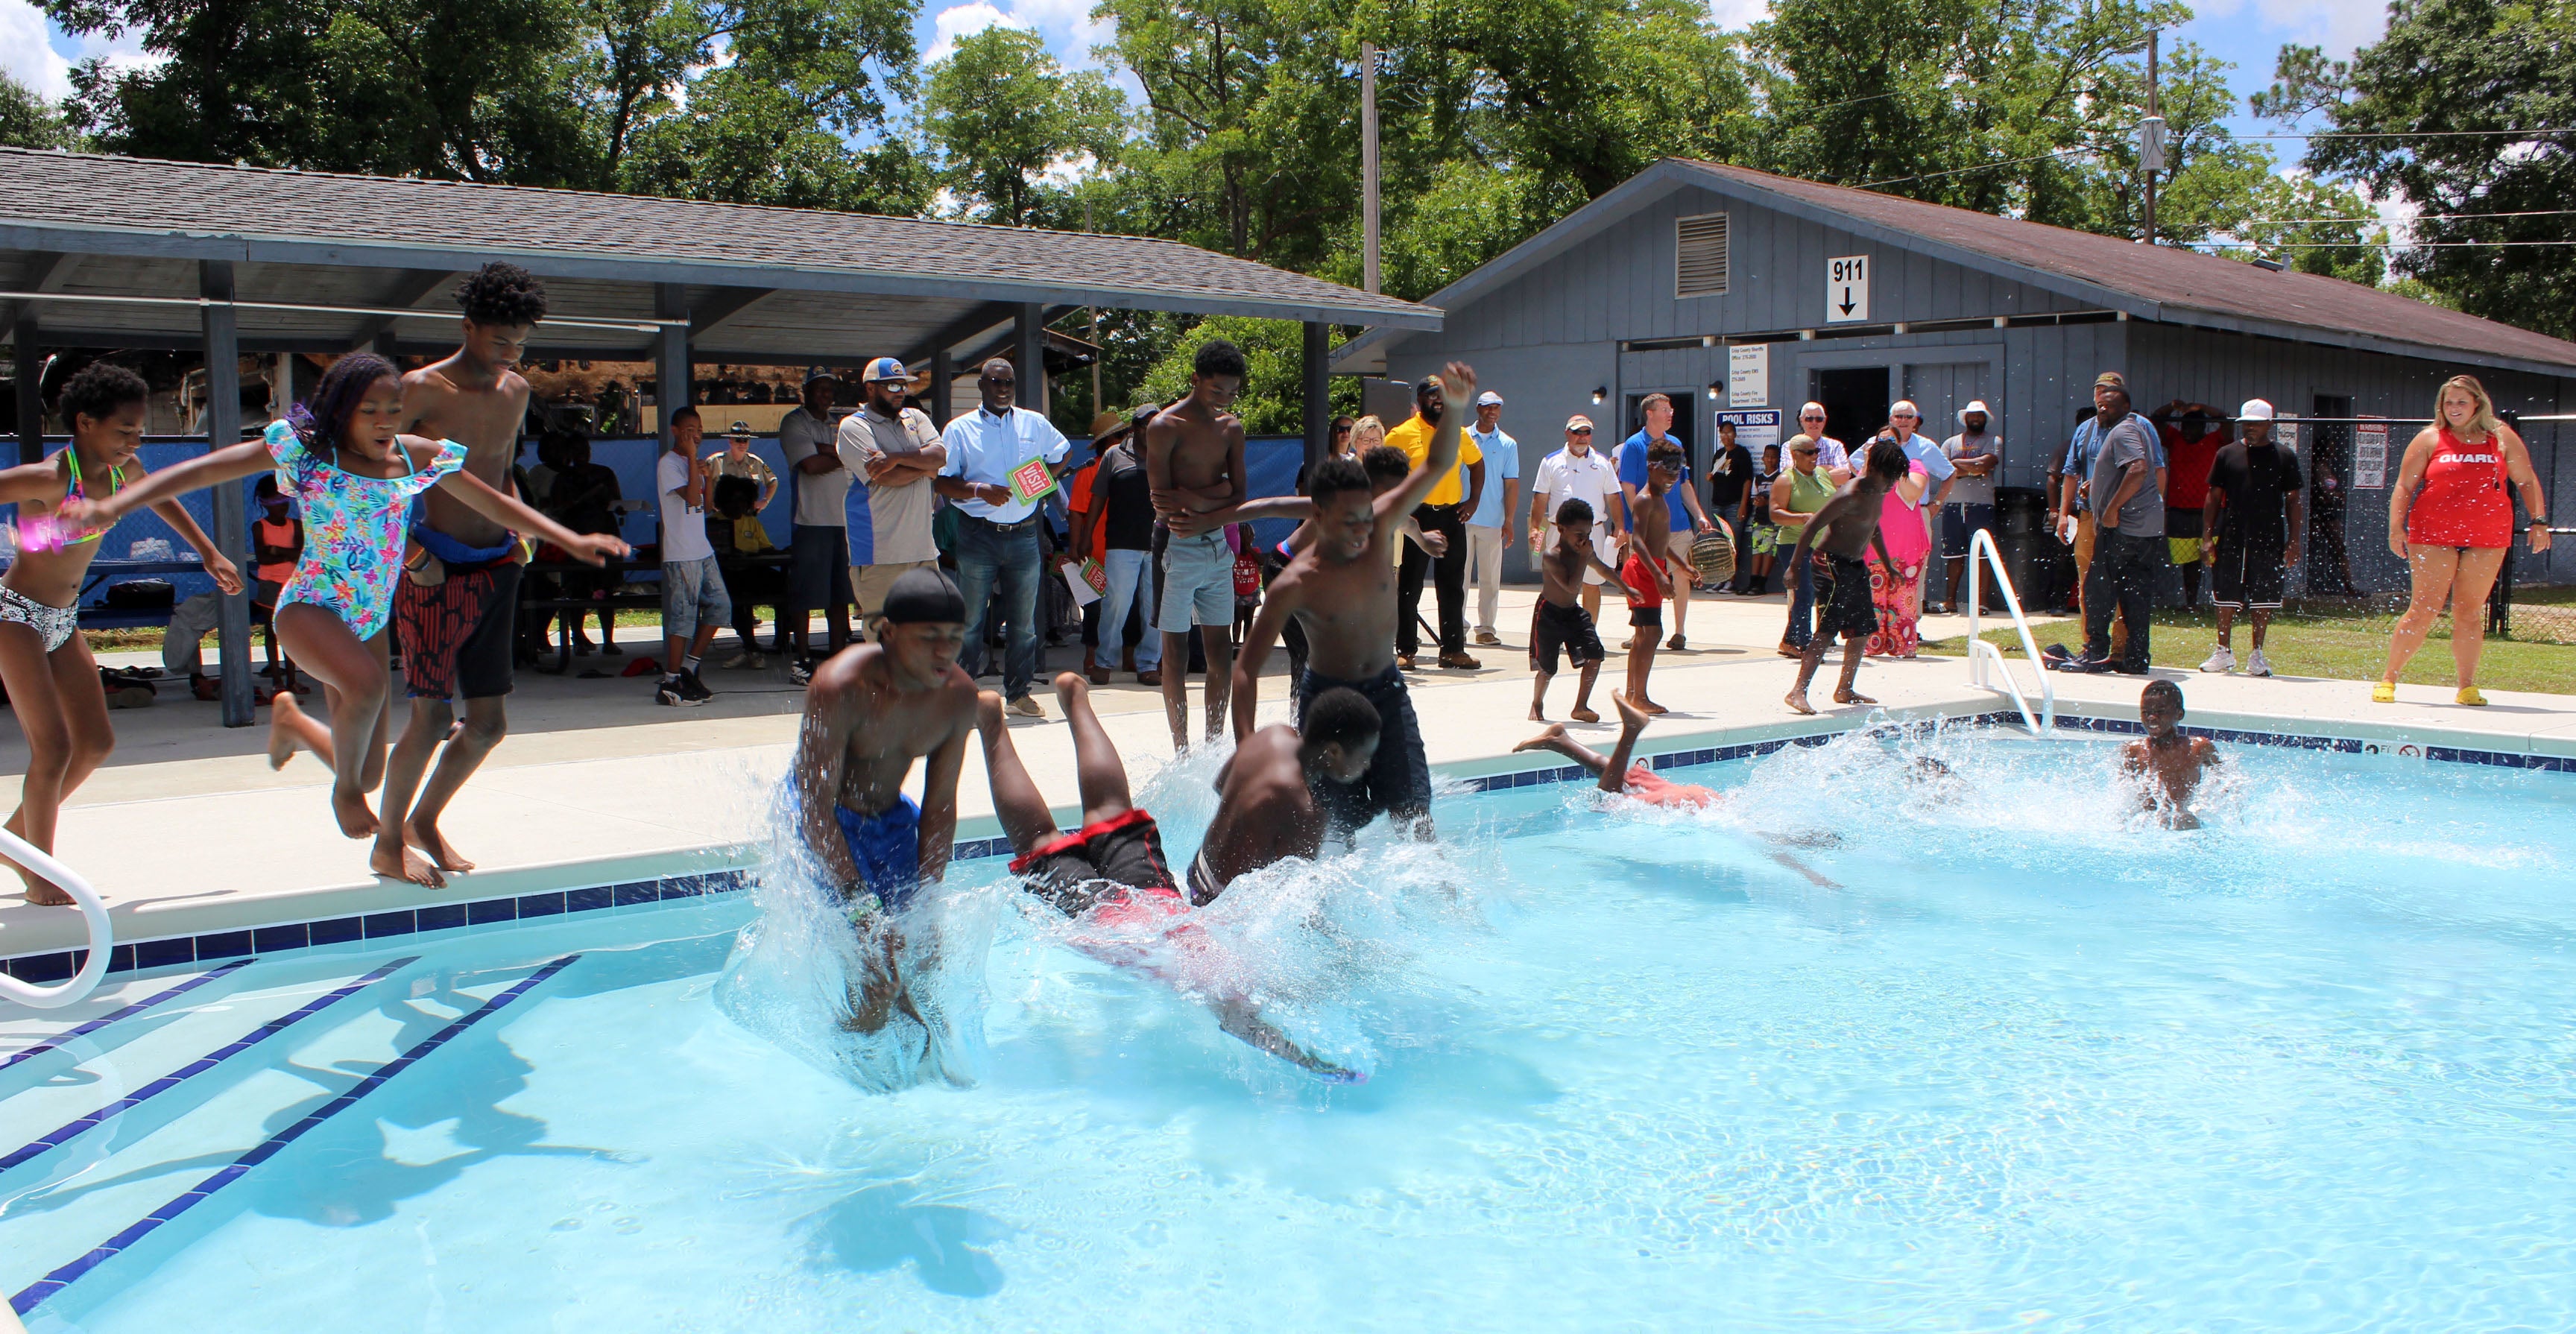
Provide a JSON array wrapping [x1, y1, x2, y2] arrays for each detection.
[[1476, 391, 1504, 407], [802, 366, 839, 386], [861, 356, 909, 384], [2093, 371, 2127, 390], [1565, 414, 1594, 432], [2239, 398, 2276, 421]]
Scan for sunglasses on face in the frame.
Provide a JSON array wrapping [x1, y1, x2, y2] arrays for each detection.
[[1801, 414, 1825, 422], [1570, 427, 1594, 434], [1792, 447, 1819, 455]]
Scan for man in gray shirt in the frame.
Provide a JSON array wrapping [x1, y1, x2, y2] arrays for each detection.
[[2059, 372, 2163, 674], [778, 367, 853, 668]]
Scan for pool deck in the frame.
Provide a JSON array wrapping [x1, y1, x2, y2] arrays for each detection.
[[5, 587, 2573, 967]]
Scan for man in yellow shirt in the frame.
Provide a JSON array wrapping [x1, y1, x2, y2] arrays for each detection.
[[1383, 377, 1486, 669]]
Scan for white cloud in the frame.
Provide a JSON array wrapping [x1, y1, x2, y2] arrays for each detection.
[[926, 3, 1029, 63], [0, 0, 74, 98], [1705, 0, 1770, 31], [2189, 0, 2387, 57]]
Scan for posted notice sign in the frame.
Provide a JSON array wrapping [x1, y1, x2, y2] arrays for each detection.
[[1715, 408, 1781, 461], [1826, 255, 1871, 323], [2352, 416, 2390, 489], [1728, 344, 1770, 407], [1008, 456, 1059, 506]]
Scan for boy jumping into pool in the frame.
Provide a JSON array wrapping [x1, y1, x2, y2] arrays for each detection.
[[976, 671, 1360, 1078], [1192, 684, 1381, 903], [2123, 680, 2220, 829], [1620, 440, 1682, 715], [1784, 440, 1910, 716], [1530, 497, 1620, 723], [1515, 691, 1721, 809], [794, 566, 980, 1034]]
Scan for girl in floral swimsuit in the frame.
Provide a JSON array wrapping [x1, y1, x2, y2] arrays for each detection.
[[69, 353, 625, 885]]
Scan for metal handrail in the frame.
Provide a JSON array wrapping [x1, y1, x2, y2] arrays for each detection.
[[0, 829, 111, 1011], [1963, 527, 2056, 738]]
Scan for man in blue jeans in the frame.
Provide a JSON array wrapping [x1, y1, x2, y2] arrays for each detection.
[[935, 358, 1070, 717]]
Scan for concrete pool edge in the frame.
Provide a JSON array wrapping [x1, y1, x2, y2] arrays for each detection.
[[6, 698, 2571, 985]]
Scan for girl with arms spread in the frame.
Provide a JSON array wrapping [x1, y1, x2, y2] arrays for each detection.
[[68, 353, 627, 885]]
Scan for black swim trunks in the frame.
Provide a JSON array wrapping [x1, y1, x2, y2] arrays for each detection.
[[397, 557, 522, 701], [1813, 554, 1878, 639], [1010, 808, 1178, 917], [1529, 599, 1606, 675], [2210, 538, 2286, 610], [1294, 663, 1431, 841]]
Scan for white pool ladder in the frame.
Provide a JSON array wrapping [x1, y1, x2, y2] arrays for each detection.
[[1963, 528, 2056, 738], [0, 827, 111, 1010]]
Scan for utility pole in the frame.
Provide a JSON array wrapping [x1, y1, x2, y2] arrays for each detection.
[[1361, 39, 1382, 294], [1085, 195, 1102, 415], [2140, 29, 2163, 247]]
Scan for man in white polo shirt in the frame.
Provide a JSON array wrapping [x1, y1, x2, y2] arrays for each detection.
[[1529, 414, 1621, 624], [1462, 389, 1521, 647], [936, 356, 1070, 717]]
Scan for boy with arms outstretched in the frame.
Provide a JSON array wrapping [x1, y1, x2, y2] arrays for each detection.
[[1529, 497, 1621, 723], [1619, 440, 1682, 713], [1146, 340, 1251, 750], [0, 362, 241, 903], [1784, 439, 1910, 715]]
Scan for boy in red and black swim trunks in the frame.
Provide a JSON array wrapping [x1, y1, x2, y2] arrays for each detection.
[[1514, 690, 1723, 809], [1619, 441, 1682, 714], [976, 671, 1360, 1079]]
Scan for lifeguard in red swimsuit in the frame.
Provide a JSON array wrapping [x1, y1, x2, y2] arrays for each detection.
[[2375, 374, 2551, 707]]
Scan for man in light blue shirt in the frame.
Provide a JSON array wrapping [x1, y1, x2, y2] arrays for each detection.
[[1462, 391, 1521, 645], [935, 357, 1070, 715]]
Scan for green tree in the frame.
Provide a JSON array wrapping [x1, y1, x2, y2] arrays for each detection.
[[2261, 1, 2576, 338], [0, 72, 80, 150], [923, 25, 1127, 228], [1136, 315, 1354, 435]]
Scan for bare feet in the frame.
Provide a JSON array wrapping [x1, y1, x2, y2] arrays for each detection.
[[1635, 698, 1670, 715], [1832, 689, 1878, 705], [1513, 723, 1569, 753], [0, 812, 68, 905], [974, 689, 1008, 739], [267, 693, 306, 770], [1528, 706, 1546, 721], [330, 783, 381, 840], [405, 818, 476, 873], [1784, 689, 1817, 715], [1612, 691, 1650, 729], [1052, 670, 1089, 706], [1570, 706, 1600, 724], [370, 838, 445, 888]]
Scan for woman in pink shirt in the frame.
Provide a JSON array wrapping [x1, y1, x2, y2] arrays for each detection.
[[1864, 443, 1932, 657]]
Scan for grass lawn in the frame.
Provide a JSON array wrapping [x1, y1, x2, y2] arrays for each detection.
[[1925, 586, 2576, 695]]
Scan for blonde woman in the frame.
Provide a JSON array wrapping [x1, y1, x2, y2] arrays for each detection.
[[2375, 375, 2551, 706], [1348, 415, 1388, 455]]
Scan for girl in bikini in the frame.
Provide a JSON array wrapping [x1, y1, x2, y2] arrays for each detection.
[[2375, 374, 2552, 706], [0, 361, 242, 904], [69, 353, 627, 885]]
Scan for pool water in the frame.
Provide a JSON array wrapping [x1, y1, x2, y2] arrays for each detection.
[[5, 728, 2573, 1330]]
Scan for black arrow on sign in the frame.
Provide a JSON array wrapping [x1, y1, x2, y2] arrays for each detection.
[[1837, 292, 1856, 315]]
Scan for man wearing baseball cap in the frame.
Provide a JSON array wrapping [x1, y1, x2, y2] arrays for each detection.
[[778, 366, 853, 669], [2197, 398, 2304, 677], [1938, 399, 2002, 613], [834, 357, 947, 675], [1462, 389, 1520, 647]]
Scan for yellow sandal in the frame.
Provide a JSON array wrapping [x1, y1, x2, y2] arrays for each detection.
[[2370, 681, 2396, 704], [2456, 686, 2488, 707]]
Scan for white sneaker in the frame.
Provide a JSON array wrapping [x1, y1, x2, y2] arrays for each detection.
[[2244, 648, 2272, 678], [1006, 695, 1045, 718], [2198, 645, 2235, 674]]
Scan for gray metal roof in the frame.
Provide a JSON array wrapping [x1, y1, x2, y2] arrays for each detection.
[[0, 148, 1439, 360], [1338, 157, 2576, 378]]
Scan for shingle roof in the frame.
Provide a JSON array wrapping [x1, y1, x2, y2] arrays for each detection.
[[1676, 159, 2576, 372], [0, 149, 1439, 329]]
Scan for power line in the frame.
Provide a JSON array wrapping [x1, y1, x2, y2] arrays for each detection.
[[2235, 209, 2576, 225], [2189, 239, 2576, 249], [2246, 128, 2576, 139], [1859, 148, 2088, 189]]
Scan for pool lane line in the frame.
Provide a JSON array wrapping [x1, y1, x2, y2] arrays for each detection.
[[0, 958, 416, 1177], [0, 960, 256, 1075], [9, 952, 579, 1318]]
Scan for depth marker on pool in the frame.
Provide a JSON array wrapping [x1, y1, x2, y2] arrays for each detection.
[[0, 958, 255, 1075], [7, 953, 580, 1318]]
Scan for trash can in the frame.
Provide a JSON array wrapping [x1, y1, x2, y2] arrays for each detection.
[[1993, 486, 2048, 605]]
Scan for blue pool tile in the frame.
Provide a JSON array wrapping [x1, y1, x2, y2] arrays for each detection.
[[252, 924, 309, 953], [109, 943, 138, 973], [7, 952, 72, 982], [613, 882, 658, 908], [466, 897, 516, 926], [195, 931, 253, 961], [566, 885, 613, 913], [134, 937, 195, 970], [363, 911, 416, 940], [516, 891, 566, 917], [414, 904, 467, 934], [307, 917, 363, 946]]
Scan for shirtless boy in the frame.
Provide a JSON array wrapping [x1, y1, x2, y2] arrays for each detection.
[[1229, 362, 1479, 843], [1516, 691, 1721, 809], [0, 362, 241, 903], [382, 262, 549, 879], [1530, 497, 1620, 723], [975, 672, 1363, 1078], [2122, 679, 2220, 829], [1620, 440, 1682, 713], [1146, 340, 1250, 749], [1193, 684, 1380, 902], [1785, 440, 1910, 715], [792, 567, 979, 1036]]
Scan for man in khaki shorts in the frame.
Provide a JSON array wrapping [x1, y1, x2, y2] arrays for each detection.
[[836, 356, 948, 657]]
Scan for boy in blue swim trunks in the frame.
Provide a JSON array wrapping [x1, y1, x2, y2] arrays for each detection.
[[795, 566, 980, 1033]]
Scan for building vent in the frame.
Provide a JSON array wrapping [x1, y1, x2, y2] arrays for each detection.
[[1676, 213, 1729, 297]]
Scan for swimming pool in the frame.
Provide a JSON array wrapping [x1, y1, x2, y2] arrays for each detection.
[[5, 727, 2572, 1330]]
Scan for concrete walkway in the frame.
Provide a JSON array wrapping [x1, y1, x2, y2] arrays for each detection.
[[4, 586, 2571, 961]]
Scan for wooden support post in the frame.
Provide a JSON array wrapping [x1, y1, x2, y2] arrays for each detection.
[[1015, 303, 1046, 414], [654, 284, 691, 449], [930, 347, 952, 424], [1303, 320, 1330, 473], [12, 313, 39, 468], [201, 261, 254, 728]]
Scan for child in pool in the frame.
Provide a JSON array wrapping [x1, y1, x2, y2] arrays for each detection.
[[1515, 691, 1722, 809], [2123, 680, 2220, 828], [66, 353, 625, 885], [0, 361, 242, 904]]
